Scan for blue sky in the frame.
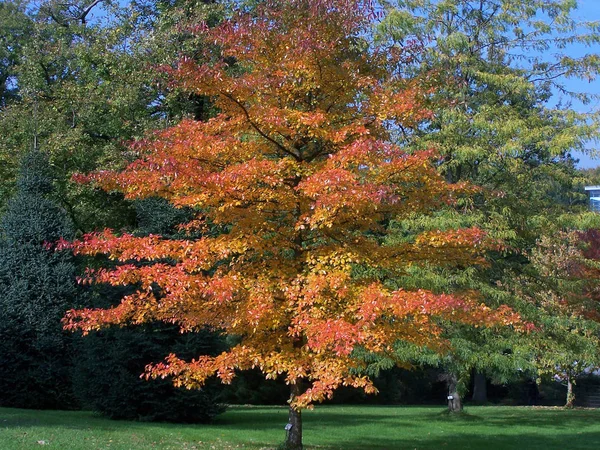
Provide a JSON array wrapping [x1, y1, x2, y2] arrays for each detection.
[[560, 0, 600, 169]]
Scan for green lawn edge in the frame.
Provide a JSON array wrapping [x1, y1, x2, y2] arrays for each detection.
[[1, 405, 599, 449]]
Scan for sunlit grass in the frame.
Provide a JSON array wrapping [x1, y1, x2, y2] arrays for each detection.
[[1, 405, 599, 449]]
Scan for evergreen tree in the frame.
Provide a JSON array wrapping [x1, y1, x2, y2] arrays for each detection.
[[0, 149, 77, 409], [72, 197, 227, 423]]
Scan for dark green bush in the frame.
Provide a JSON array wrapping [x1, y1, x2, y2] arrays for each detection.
[[73, 322, 226, 422]]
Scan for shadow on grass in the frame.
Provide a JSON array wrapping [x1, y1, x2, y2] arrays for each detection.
[[218, 407, 420, 429], [426, 409, 485, 422], [0, 408, 202, 432], [442, 407, 600, 430], [217, 405, 600, 431], [322, 432, 600, 450], [2, 406, 600, 450]]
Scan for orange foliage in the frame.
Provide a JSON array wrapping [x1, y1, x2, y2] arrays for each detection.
[[64, 0, 519, 409]]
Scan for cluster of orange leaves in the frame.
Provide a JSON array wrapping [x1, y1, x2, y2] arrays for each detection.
[[64, 0, 521, 408]]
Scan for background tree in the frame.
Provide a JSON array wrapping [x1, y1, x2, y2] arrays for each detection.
[[516, 231, 600, 408], [63, 1, 521, 447], [361, 214, 538, 411], [0, 149, 77, 409], [0, 0, 33, 203], [376, 0, 600, 408], [0, 0, 31, 107], [0, 0, 224, 226], [72, 197, 227, 422]]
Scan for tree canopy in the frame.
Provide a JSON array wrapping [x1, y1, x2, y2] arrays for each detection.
[[62, 0, 523, 446]]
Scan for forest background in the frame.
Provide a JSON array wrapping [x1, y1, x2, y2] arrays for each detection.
[[1, 2, 600, 444]]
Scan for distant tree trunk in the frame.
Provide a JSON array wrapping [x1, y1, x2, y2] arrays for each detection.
[[447, 373, 463, 413], [565, 375, 575, 409], [472, 370, 487, 404], [526, 378, 539, 406], [286, 383, 303, 450]]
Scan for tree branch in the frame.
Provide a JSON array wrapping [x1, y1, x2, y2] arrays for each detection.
[[220, 91, 301, 161]]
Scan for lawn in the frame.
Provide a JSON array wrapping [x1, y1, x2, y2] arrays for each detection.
[[1, 405, 599, 449]]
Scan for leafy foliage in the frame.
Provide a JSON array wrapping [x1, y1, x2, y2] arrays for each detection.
[[64, 0, 520, 419], [517, 231, 600, 406], [0, 0, 31, 106], [0, 0, 224, 228], [374, 0, 600, 407], [72, 197, 226, 422], [378, 0, 599, 243]]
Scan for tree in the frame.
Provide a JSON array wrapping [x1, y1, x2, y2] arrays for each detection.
[[369, 210, 538, 412], [0, 149, 77, 409], [375, 0, 600, 409], [517, 231, 600, 408], [0, 0, 224, 226], [73, 320, 227, 421], [0, 0, 151, 224], [0, 0, 31, 107], [63, 1, 521, 447], [72, 197, 227, 422]]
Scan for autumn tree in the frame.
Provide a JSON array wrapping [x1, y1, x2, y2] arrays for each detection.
[[64, 1, 521, 447]]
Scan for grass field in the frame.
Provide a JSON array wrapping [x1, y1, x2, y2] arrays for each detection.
[[1, 405, 599, 449]]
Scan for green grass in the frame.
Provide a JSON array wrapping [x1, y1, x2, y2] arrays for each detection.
[[1, 405, 599, 449]]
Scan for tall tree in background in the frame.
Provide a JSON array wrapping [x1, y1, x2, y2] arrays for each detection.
[[0, 0, 224, 227], [0, 0, 31, 106], [0, 149, 77, 409], [63, 1, 521, 447], [375, 0, 600, 256], [0, 0, 33, 203], [376, 0, 600, 409]]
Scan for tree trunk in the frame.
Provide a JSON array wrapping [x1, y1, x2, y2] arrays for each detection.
[[447, 373, 463, 413], [472, 370, 487, 404], [286, 383, 303, 450], [527, 378, 539, 406], [565, 375, 575, 409]]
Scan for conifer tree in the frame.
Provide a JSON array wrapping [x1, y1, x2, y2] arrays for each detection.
[[72, 197, 226, 422], [0, 149, 77, 409]]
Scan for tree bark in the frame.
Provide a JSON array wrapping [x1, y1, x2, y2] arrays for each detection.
[[472, 370, 487, 404], [286, 383, 303, 450], [447, 373, 463, 413], [565, 375, 575, 409]]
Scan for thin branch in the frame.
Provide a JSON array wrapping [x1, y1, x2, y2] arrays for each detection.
[[44, 0, 105, 26], [220, 91, 301, 161]]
